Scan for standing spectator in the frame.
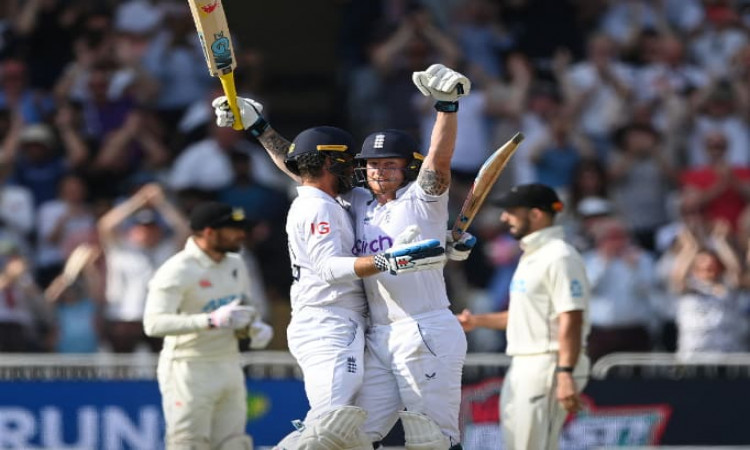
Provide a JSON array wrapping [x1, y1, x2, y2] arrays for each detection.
[[144, 201, 267, 450], [35, 173, 97, 288], [44, 243, 103, 354], [99, 183, 190, 352], [584, 217, 659, 362], [609, 123, 675, 251], [669, 224, 747, 355], [0, 59, 54, 124], [457, 183, 590, 450], [680, 131, 750, 231]]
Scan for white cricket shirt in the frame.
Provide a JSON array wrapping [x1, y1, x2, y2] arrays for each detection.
[[345, 183, 449, 325], [286, 186, 366, 314], [144, 237, 254, 360], [505, 225, 591, 356]]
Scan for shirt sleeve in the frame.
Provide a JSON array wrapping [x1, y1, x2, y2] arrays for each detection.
[[547, 249, 590, 315], [143, 263, 209, 336], [304, 202, 358, 283]]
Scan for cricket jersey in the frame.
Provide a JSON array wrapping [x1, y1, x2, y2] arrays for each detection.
[[144, 237, 254, 360], [286, 186, 367, 314], [505, 225, 591, 356], [345, 183, 449, 325]]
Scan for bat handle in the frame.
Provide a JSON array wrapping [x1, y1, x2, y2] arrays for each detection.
[[219, 72, 244, 131]]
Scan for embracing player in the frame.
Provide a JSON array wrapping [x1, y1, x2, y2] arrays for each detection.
[[214, 64, 473, 449]]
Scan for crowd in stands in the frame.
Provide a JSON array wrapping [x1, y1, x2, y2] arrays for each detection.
[[1, 0, 750, 361]]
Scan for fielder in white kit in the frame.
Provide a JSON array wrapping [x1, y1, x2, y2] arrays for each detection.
[[143, 202, 274, 450], [458, 184, 591, 450], [213, 63, 475, 449]]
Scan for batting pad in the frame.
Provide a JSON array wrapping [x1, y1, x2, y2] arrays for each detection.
[[296, 406, 367, 450], [399, 411, 451, 450]]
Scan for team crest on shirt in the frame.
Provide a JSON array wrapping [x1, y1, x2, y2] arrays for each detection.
[[570, 280, 583, 298], [199, 279, 212, 288]]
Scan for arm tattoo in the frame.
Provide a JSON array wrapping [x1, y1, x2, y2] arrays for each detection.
[[258, 131, 291, 161], [417, 168, 450, 196]]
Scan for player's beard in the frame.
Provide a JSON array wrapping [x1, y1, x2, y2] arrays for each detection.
[[214, 234, 244, 253], [506, 216, 531, 240]]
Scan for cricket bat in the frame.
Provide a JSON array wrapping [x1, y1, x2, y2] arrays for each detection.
[[451, 132, 524, 242], [187, 0, 244, 130]]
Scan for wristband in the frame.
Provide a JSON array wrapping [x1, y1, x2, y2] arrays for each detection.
[[555, 366, 574, 373], [248, 117, 269, 137], [373, 254, 389, 272], [434, 101, 458, 113]]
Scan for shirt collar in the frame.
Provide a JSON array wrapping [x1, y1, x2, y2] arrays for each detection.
[[520, 225, 564, 253], [297, 185, 335, 201], [185, 237, 219, 268]]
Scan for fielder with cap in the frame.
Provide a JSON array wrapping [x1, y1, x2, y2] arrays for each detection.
[[213, 63, 474, 449], [457, 183, 591, 450], [144, 201, 273, 450]]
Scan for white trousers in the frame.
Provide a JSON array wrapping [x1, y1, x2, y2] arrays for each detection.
[[287, 306, 366, 423], [157, 357, 248, 449], [501, 353, 590, 450], [356, 309, 467, 445]]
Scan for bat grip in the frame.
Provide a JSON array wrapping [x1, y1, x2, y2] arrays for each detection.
[[219, 72, 244, 131]]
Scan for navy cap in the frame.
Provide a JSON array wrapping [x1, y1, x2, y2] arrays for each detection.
[[190, 202, 251, 230], [356, 129, 422, 161], [493, 183, 564, 213], [285, 126, 355, 175]]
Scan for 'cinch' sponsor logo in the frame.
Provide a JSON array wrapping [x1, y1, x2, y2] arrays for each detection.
[[352, 235, 393, 255]]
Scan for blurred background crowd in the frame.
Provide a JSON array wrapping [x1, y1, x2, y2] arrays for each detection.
[[1, 0, 750, 363]]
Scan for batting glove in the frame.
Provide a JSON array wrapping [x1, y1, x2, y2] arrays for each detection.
[[445, 231, 477, 261], [209, 299, 257, 329], [212, 96, 269, 137], [248, 320, 274, 349], [374, 239, 446, 275], [412, 64, 471, 111]]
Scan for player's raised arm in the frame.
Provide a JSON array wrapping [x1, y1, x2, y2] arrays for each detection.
[[212, 96, 301, 183], [412, 64, 470, 195]]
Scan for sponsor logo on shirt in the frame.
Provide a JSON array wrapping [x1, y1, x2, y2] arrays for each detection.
[[199, 279, 212, 288], [202, 294, 240, 312], [352, 235, 393, 255], [310, 222, 330, 235], [570, 279, 584, 298], [509, 279, 526, 293]]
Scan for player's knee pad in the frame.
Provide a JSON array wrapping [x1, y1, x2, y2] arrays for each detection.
[[296, 406, 368, 450], [340, 427, 374, 450], [217, 433, 254, 450], [274, 430, 301, 450], [166, 439, 210, 450], [398, 411, 451, 450]]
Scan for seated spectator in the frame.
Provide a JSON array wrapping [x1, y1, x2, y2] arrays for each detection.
[[98, 183, 189, 352], [9, 124, 71, 207], [669, 224, 747, 356], [584, 218, 659, 362], [0, 59, 54, 124]]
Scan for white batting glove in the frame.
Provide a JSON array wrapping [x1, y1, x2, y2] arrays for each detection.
[[211, 96, 269, 137], [394, 225, 421, 246], [375, 239, 446, 275], [412, 64, 471, 102], [445, 231, 477, 261], [248, 320, 274, 349], [209, 299, 257, 330]]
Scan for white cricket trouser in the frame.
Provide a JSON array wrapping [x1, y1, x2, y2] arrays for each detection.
[[157, 357, 248, 449], [287, 306, 366, 423], [501, 353, 590, 450], [356, 309, 467, 445]]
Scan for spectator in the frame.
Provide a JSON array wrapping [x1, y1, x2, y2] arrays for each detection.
[[98, 183, 190, 352], [609, 123, 675, 251], [44, 243, 103, 354], [680, 130, 750, 231], [669, 224, 747, 355], [35, 173, 97, 288], [584, 218, 659, 362], [0, 59, 54, 124]]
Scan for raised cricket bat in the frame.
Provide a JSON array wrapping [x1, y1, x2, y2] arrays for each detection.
[[451, 132, 524, 242], [187, 0, 244, 130]]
